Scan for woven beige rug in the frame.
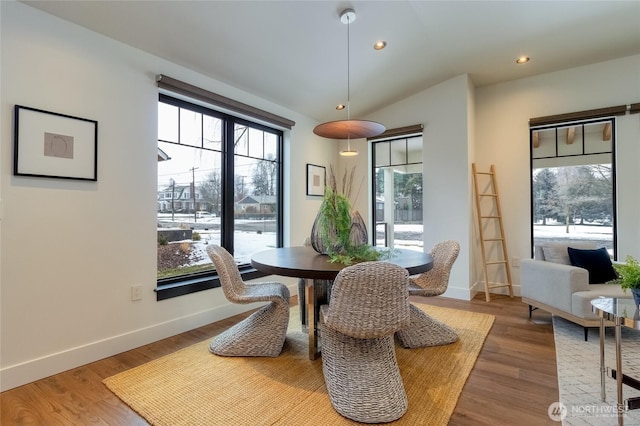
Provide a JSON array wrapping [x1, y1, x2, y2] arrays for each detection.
[[104, 303, 494, 425]]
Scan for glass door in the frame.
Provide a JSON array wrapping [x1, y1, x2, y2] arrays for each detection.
[[372, 136, 423, 251]]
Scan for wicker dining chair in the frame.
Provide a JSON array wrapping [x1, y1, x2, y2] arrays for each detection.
[[206, 245, 290, 357], [320, 261, 411, 423], [396, 240, 460, 348]]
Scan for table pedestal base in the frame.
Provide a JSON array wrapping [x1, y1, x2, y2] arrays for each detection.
[[306, 279, 317, 359], [301, 279, 333, 360]]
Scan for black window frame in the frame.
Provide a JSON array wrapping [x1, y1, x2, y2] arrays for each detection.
[[156, 94, 284, 301], [370, 135, 424, 248], [529, 117, 617, 259]]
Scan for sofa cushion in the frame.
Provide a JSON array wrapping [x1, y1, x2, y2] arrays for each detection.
[[540, 242, 592, 265], [541, 245, 571, 264], [572, 284, 631, 319], [567, 247, 618, 284]]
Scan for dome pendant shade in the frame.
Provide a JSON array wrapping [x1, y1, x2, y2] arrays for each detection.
[[314, 119, 385, 139]]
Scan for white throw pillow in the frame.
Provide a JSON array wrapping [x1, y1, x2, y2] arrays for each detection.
[[541, 242, 595, 265]]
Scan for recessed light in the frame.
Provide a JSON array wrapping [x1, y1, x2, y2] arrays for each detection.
[[336, 104, 346, 110], [516, 56, 530, 64], [374, 40, 387, 50]]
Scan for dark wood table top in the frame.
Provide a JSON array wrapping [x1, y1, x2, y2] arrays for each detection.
[[251, 246, 433, 280]]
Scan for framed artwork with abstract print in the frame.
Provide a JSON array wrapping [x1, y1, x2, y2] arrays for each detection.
[[306, 163, 326, 196], [14, 105, 98, 181]]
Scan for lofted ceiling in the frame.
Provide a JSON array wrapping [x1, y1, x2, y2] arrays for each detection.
[[21, 1, 640, 124]]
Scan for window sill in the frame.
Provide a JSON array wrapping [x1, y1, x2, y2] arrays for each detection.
[[155, 267, 268, 301]]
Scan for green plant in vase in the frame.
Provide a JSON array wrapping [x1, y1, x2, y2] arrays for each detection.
[[317, 186, 352, 252], [311, 165, 384, 265], [609, 255, 640, 308]]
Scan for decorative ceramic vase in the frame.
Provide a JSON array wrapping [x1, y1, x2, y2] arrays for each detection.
[[310, 208, 368, 255], [349, 210, 368, 247], [310, 206, 337, 255]]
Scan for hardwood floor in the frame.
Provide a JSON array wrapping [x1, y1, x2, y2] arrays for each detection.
[[429, 295, 558, 426], [1, 294, 559, 425]]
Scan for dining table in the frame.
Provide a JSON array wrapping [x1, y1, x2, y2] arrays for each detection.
[[251, 245, 434, 359]]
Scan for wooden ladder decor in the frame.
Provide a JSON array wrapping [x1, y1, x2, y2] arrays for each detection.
[[472, 163, 514, 302]]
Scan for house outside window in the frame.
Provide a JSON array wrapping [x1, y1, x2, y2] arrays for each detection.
[[157, 95, 283, 299]]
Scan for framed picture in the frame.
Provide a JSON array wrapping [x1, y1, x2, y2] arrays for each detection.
[[306, 163, 326, 196], [14, 105, 98, 181]]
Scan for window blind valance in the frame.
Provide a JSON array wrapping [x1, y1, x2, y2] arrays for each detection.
[[529, 103, 640, 127], [529, 106, 627, 127], [367, 124, 424, 141], [156, 74, 295, 130]]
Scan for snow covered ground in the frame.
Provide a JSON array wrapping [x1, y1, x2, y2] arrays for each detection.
[[161, 213, 614, 269], [159, 217, 424, 267], [534, 223, 613, 250], [191, 225, 424, 265], [534, 223, 613, 240]]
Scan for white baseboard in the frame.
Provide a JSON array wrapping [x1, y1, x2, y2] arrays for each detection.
[[441, 285, 474, 300], [1, 282, 298, 392]]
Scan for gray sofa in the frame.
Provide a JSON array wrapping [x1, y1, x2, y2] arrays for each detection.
[[520, 243, 630, 340]]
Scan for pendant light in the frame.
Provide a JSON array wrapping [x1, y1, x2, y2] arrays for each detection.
[[313, 8, 385, 156]]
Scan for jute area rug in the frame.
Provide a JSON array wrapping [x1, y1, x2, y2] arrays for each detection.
[[553, 316, 640, 425], [104, 303, 494, 425]]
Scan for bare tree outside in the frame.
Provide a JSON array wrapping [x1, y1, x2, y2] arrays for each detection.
[[198, 171, 222, 216], [533, 164, 613, 252]]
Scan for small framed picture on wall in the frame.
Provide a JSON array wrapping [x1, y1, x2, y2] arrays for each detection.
[[13, 105, 98, 181], [306, 163, 326, 196]]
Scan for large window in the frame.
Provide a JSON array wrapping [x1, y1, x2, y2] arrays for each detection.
[[530, 118, 616, 258], [157, 95, 283, 299], [371, 135, 423, 251]]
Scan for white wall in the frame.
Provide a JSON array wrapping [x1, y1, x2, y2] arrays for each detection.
[[0, 2, 323, 391], [288, 120, 337, 246], [365, 74, 475, 300], [475, 55, 640, 290]]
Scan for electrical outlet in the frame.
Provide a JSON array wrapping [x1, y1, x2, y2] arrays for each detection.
[[512, 257, 520, 268], [131, 285, 143, 301]]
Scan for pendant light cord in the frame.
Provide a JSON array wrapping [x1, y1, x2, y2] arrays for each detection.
[[314, 8, 384, 145], [346, 13, 351, 148], [346, 13, 351, 122]]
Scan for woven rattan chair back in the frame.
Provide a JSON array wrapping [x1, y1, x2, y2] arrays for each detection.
[[205, 244, 290, 357], [323, 261, 410, 339], [321, 261, 411, 422], [410, 240, 460, 297], [207, 245, 245, 301]]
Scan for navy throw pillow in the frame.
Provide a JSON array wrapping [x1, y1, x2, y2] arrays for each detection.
[[567, 247, 618, 284]]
